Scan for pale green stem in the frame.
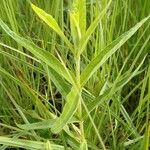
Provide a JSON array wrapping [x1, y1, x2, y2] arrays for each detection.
[[76, 54, 85, 141]]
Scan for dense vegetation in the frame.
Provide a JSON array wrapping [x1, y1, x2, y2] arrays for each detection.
[[0, 0, 150, 149]]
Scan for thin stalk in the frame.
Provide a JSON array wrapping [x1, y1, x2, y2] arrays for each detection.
[[75, 54, 85, 141]]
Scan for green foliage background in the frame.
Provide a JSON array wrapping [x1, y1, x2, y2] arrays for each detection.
[[0, 0, 150, 149]]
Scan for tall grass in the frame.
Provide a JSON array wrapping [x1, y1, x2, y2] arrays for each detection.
[[0, 0, 150, 149]]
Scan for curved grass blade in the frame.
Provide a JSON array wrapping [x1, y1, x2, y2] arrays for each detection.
[[0, 49, 44, 74], [0, 67, 22, 86], [0, 19, 75, 85], [139, 121, 149, 150], [80, 15, 150, 86], [0, 42, 40, 62]]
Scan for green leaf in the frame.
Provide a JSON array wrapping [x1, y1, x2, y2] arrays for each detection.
[[0, 136, 64, 150], [48, 68, 70, 97], [0, 19, 75, 85], [79, 139, 88, 150], [51, 87, 79, 133], [78, 0, 86, 36], [0, 67, 22, 86], [86, 58, 146, 114], [139, 124, 149, 150], [70, 0, 86, 46], [0, 67, 54, 119], [17, 117, 78, 130], [17, 119, 56, 130], [78, 0, 112, 55], [70, 6, 81, 47], [31, 3, 74, 53], [80, 15, 150, 86]]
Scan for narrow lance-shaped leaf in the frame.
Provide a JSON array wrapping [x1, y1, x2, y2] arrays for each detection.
[[17, 119, 56, 130], [48, 68, 70, 97], [80, 15, 150, 86], [78, 0, 112, 55], [51, 87, 79, 133], [70, 6, 80, 47], [17, 116, 78, 130], [86, 57, 147, 114], [31, 3, 74, 54], [78, 0, 86, 36], [70, 0, 86, 46], [79, 139, 88, 150], [0, 137, 64, 150], [0, 19, 75, 85]]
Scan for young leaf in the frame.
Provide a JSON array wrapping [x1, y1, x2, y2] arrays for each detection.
[[31, 3, 74, 53], [70, 0, 86, 46], [70, 6, 81, 47]]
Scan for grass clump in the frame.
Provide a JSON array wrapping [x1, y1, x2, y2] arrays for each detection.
[[0, 0, 150, 149]]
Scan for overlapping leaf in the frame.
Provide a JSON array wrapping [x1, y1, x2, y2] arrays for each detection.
[[0, 19, 75, 85], [81, 15, 150, 86], [51, 87, 80, 133]]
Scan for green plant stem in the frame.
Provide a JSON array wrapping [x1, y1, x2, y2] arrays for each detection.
[[76, 54, 85, 141]]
